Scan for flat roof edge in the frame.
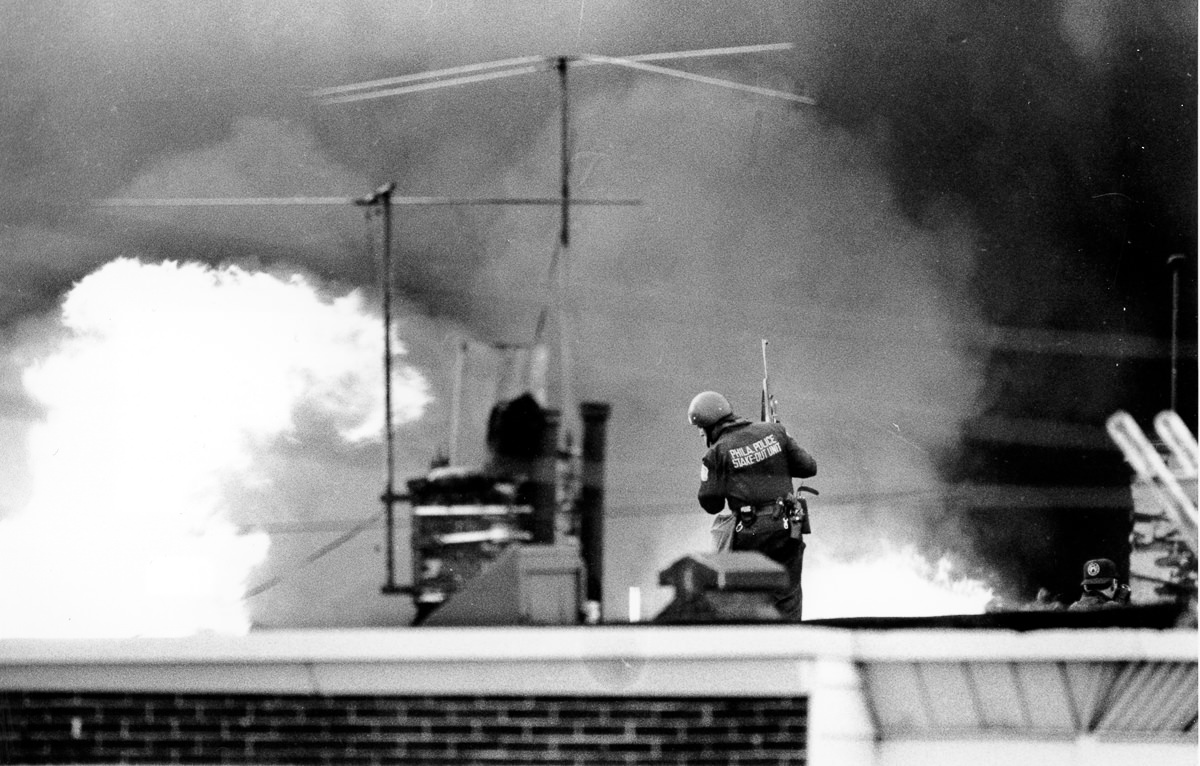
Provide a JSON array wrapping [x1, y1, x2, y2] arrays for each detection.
[[0, 625, 1194, 666]]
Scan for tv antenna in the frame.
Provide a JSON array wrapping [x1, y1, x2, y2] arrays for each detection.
[[311, 42, 815, 591], [315, 44, 816, 446], [93, 41, 814, 596]]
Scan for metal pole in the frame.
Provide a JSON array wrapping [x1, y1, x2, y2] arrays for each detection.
[[1168, 254, 1185, 413], [558, 56, 570, 247], [384, 186, 398, 595], [382, 188, 396, 488], [357, 182, 399, 591], [555, 57, 573, 436], [449, 339, 468, 465]]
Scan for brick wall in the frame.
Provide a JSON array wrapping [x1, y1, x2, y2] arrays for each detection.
[[1, 691, 807, 765]]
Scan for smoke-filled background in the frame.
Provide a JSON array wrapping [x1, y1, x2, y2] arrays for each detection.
[[0, 0, 1194, 631]]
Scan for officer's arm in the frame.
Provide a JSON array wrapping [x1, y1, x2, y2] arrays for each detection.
[[697, 452, 727, 514], [783, 434, 817, 479]]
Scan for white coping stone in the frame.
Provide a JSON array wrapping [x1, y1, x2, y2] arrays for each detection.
[[0, 625, 1193, 666], [0, 626, 1193, 697]]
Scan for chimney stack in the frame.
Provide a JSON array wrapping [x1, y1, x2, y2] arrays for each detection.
[[578, 402, 611, 606], [530, 408, 561, 544]]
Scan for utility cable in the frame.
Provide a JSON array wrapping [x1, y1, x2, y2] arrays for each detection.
[[244, 508, 388, 599]]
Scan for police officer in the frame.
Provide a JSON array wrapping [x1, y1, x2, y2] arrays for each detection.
[[688, 391, 817, 619], [1068, 558, 1131, 611]]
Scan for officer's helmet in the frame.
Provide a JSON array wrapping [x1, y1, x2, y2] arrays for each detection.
[[1081, 558, 1117, 590], [688, 391, 732, 428]]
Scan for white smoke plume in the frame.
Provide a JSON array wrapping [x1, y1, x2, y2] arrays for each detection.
[[0, 258, 428, 637]]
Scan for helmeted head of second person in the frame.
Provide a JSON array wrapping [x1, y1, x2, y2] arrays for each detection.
[[688, 391, 733, 445]]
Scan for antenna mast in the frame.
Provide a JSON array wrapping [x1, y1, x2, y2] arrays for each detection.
[[558, 56, 571, 248], [355, 182, 404, 592]]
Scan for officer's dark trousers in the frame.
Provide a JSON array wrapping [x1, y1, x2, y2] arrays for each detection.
[[733, 528, 805, 620]]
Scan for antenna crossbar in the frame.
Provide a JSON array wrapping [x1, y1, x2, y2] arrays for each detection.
[[312, 42, 803, 105], [317, 41, 794, 99], [313, 55, 548, 97], [320, 64, 550, 104], [581, 53, 816, 105]]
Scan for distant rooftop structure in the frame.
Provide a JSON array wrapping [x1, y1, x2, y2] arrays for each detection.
[[1108, 410, 1198, 605]]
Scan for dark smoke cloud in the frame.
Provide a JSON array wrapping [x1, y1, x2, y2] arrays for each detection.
[[0, 1, 1193, 623], [811, 0, 1197, 600]]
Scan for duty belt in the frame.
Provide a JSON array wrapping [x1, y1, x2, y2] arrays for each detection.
[[734, 497, 808, 538], [738, 502, 778, 514], [733, 501, 784, 531]]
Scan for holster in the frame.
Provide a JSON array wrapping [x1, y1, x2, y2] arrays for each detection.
[[781, 495, 810, 538]]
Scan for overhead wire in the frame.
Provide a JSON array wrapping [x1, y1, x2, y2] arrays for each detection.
[[238, 518, 388, 535], [91, 195, 640, 207], [377, 275, 1179, 360], [244, 509, 388, 598]]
